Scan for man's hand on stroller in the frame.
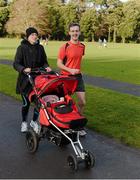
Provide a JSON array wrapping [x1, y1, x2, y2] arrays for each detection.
[[69, 68, 80, 75]]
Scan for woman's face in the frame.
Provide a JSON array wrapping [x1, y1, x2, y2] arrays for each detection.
[[28, 33, 38, 44]]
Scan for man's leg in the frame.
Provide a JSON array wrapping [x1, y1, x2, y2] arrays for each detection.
[[76, 91, 87, 136], [75, 74, 86, 136], [75, 91, 86, 115]]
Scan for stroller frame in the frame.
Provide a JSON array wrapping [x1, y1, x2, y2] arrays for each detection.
[[25, 69, 95, 170], [44, 107, 84, 158]]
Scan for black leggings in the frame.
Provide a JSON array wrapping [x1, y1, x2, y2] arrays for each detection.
[[21, 94, 39, 122]]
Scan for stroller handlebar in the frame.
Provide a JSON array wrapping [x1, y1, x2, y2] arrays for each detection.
[[25, 68, 59, 87], [25, 67, 59, 76]]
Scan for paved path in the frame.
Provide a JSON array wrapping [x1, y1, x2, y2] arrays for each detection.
[[0, 59, 140, 97], [0, 93, 140, 179], [84, 75, 140, 97]]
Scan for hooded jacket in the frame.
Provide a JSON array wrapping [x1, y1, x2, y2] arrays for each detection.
[[13, 39, 49, 94]]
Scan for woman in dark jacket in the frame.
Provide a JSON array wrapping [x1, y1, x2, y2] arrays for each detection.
[[13, 27, 51, 133]]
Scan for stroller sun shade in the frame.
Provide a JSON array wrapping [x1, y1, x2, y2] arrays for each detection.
[[30, 75, 78, 99]]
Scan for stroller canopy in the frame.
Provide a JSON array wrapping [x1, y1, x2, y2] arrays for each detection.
[[29, 74, 78, 100]]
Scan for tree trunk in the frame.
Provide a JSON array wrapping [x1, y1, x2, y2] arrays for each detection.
[[92, 33, 94, 42], [108, 27, 111, 42], [113, 27, 117, 43], [122, 36, 125, 43]]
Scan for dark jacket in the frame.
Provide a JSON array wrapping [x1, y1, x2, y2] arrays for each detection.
[[13, 39, 49, 94]]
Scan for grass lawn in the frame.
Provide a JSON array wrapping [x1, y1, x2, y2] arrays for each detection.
[[0, 64, 140, 148], [0, 38, 140, 148], [0, 38, 140, 84], [85, 85, 140, 148]]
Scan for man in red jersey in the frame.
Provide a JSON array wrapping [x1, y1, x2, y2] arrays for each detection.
[[57, 23, 86, 136]]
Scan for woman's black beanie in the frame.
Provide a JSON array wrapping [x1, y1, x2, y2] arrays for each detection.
[[26, 27, 38, 38]]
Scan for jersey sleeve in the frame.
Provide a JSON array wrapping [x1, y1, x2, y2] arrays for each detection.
[[83, 45, 85, 55], [58, 44, 66, 61], [80, 43, 85, 56]]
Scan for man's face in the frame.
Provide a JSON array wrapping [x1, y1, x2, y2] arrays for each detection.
[[69, 25, 80, 41], [28, 33, 38, 44]]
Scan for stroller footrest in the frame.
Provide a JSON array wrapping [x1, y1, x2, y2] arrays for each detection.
[[69, 118, 87, 129]]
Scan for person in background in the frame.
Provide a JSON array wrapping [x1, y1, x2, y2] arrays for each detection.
[[57, 23, 86, 136], [103, 38, 107, 47], [40, 34, 49, 46], [13, 27, 51, 133], [98, 38, 102, 46]]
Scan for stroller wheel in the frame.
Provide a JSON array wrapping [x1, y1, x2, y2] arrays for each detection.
[[85, 150, 95, 169], [67, 154, 78, 171], [26, 129, 39, 153]]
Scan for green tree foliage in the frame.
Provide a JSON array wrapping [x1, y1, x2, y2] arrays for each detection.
[[90, 0, 123, 42], [59, 3, 79, 35], [91, 0, 122, 9], [0, 0, 9, 36], [0, 0, 6, 7], [2, 0, 140, 42], [80, 8, 97, 41], [106, 5, 123, 42], [46, 4, 63, 40], [118, 0, 140, 43], [36, 0, 62, 38]]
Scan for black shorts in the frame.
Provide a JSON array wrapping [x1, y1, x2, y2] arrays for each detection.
[[74, 74, 85, 92]]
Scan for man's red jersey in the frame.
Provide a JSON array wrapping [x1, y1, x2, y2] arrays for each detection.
[[58, 41, 85, 75]]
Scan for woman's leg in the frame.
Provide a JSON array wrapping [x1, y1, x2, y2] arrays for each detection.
[[32, 108, 39, 121], [21, 94, 30, 132], [21, 94, 30, 122], [30, 107, 40, 134]]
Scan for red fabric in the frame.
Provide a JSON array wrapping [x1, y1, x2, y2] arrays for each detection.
[[39, 108, 50, 126], [28, 74, 86, 129], [39, 100, 85, 129], [58, 41, 85, 75], [52, 111, 84, 129], [29, 74, 78, 101]]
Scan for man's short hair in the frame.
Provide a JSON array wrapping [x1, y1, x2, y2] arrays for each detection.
[[69, 23, 80, 30]]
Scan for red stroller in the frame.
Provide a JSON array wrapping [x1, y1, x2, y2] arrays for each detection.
[[25, 68, 95, 170]]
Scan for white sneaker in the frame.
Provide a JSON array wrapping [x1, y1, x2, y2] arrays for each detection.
[[21, 122, 28, 133], [79, 130, 87, 137], [30, 120, 41, 134]]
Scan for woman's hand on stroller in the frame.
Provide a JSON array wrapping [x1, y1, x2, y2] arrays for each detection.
[[45, 67, 59, 76], [45, 66, 52, 72], [24, 67, 58, 76], [23, 68, 31, 73]]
